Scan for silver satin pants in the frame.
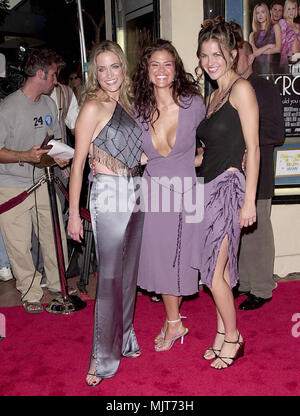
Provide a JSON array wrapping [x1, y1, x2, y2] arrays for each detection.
[[89, 173, 144, 378]]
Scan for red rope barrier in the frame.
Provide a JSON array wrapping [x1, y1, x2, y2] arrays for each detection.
[[0, 177, 91, 223], [54, 177, 91, 223], [0, 191, 31, 215]]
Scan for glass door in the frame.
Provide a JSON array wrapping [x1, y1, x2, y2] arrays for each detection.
[[111, 0, 160, 76]]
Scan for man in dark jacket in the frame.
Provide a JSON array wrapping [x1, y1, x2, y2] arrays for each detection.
[[236, 41, 285, 310]]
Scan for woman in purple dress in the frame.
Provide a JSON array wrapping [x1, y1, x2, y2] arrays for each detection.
[[249, 3, 281, 74], [194, 17, 260, 369], [133, 39, 206, 352]]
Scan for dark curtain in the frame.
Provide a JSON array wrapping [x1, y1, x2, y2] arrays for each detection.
[[203, 0, 226, 96], [203, 0, 225, 19]]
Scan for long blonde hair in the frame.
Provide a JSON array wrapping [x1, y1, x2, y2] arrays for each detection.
[[283, 0, 298, 19], [81, 40, 133, 113], [252, 3, 272, 41]]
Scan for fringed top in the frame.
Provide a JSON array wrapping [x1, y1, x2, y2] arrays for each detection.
[[92, 147, 139, 176], [92, 102, 143, 175]]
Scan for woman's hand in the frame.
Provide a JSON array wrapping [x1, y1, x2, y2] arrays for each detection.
[[290, 52, 300, 63], [54, 157, 70, 168], [266, 43, 275, 50], [88, 154, 97, 175], [241, 149, 247, 172], [195, 147, 204, 167], [239, 200, 256, 229], [140, 152, 148, 166], [67, 216, 84, 243]]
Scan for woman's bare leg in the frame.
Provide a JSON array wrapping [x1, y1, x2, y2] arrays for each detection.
[[155, 295, 182, 343], [155, 294, 185, 350], [208, 236, 242, 368], [203, 306, 225, 359]]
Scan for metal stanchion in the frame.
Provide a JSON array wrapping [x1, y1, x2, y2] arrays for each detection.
[[77, 181, 94, 294], [44, 166, 86, 314]]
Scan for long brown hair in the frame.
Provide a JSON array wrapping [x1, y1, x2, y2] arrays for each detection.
[[133, 39, 201, 125], [196, 16, 241, 81]]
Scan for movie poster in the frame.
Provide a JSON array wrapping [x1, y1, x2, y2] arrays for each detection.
[[247, 0, 300, 137]]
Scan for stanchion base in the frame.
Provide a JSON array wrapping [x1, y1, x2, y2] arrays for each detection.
[[45, 294, 87, 315], [76, 280, 88, 294]]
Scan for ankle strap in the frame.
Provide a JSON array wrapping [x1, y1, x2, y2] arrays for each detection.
[[167, 314, 187, 324], [167, 318, 181, 324], [224, 332, 241, 344]]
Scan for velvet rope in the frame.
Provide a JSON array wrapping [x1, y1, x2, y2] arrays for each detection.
[[0, 177, 91, 223], [54, 177, 91, 223], [0, 190, 31, 215], [0, 177, 47, 214]]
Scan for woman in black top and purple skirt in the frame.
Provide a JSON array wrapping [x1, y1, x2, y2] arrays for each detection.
[[193, 17, 260, 369]]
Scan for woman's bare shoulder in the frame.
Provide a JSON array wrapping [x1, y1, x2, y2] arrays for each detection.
[[230, 78, 256, 106], [232, 77, 253, 93], [82, 94, 107, 111], [80, 94, 112, 120]]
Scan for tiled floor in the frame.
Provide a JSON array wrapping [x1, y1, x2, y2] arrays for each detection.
[[0, 273, 97, 308]]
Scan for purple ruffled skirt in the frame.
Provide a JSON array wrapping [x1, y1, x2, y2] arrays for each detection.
[[192, 170, 245, 289]]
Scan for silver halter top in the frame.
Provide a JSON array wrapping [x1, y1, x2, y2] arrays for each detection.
[[92, 102, 143, 175]]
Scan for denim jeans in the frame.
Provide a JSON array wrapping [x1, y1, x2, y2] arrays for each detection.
[[0, 230, 10, 268]]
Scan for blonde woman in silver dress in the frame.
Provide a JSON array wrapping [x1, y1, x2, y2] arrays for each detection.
[[67, 41, 144, 387]]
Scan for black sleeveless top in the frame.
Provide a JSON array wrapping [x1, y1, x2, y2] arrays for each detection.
[[197, 93, 246, 184], [92, 102, 143, 169]]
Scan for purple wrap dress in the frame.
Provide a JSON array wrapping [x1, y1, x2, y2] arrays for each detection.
[[137, 94, 206, 296]]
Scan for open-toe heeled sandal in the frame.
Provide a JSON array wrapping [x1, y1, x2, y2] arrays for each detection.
[[154, 318, 189, 352], [154, 327, 166, 345], [124, 350, 142, 358], [154, 315, 186, 345], [86, 373, 103, 387], [203, 330, 225, 360], [212, 332, 245, 370], [86, 355, 103, 387]]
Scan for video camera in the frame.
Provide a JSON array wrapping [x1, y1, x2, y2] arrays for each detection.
[[0, 43, 31, 99]]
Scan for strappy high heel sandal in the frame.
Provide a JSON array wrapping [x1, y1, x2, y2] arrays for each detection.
[[154, 317, 189, 352], [211, 332, 245, 370], [123, 350, 142, 358], [154, 315, 187, 345], [202, 330, 225, 360], [86, 355, 103, 387], [86, 373, 103, 387], [154, 327, 166, 345]]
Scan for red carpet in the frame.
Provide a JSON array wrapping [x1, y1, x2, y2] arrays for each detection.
[[0, 281, 299, 396]]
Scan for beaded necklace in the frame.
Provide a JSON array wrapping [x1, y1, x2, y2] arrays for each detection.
[[206, 77, 242, 119]]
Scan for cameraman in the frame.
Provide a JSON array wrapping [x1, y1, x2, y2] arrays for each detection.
[[0, 48, 70, 313]]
